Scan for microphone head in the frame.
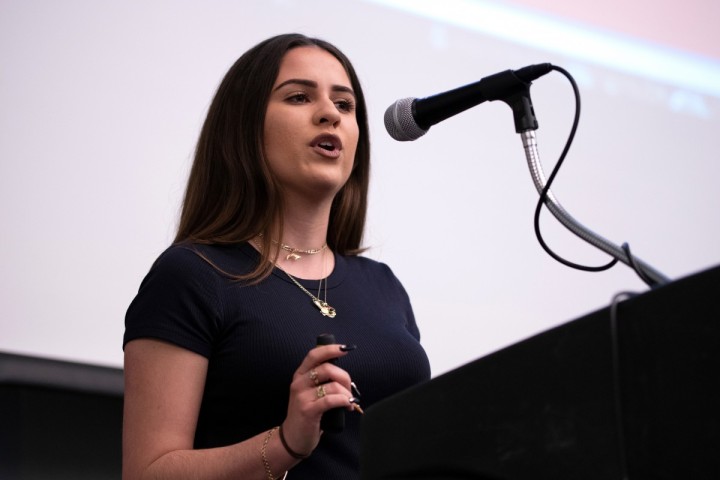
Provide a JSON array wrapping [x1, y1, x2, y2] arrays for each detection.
[[383, 97, 428, 141]]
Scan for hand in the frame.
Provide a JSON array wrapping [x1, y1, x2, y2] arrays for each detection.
[[281, 344, 354, 456]]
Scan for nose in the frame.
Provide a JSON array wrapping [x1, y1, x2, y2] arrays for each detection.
[[313, 97, 341, 127]]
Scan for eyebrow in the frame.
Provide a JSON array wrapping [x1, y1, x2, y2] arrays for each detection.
[[273, 78, 355, 98]]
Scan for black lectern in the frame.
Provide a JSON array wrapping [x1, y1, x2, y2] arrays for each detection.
[[360, 265, 720, 479]]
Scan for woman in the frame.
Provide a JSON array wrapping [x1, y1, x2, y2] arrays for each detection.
[[123, 33, 431, 479]]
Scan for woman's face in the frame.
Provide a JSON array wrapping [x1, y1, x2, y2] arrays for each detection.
[[263, 46, 359, 203]]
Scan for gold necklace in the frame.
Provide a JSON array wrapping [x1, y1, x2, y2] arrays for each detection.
[[251, 237, 336, 318], [282, 269, 336, 318], [257, 233, 327, 261], [279, 242, 327, 261]]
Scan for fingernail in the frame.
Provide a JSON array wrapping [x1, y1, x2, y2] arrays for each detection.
[[340, 344, 357, 352], [348, 396, 364, 414], [351, 381, 362, 397]]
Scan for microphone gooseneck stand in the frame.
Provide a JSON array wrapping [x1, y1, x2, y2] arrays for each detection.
[[520, 129, 670, 286], [383, 62, 670, 287]]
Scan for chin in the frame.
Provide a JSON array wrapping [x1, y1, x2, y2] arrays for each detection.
[[303, 175, 348, 200]]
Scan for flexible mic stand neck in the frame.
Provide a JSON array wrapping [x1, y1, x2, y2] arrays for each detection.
[[521, 130, 670, 286]]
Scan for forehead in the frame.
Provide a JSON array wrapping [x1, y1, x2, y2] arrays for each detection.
[[274, 46, 351, 87]]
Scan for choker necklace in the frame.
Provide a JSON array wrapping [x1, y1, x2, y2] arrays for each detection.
[[258, 233, 327, 261], [280, 243, 327, 261]]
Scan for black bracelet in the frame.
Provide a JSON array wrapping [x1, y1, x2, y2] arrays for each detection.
[[278, 425, 311, 459]]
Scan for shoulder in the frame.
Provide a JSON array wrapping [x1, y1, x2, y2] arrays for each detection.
[[150, 243, 256, 279], [341, 253, 406, 290], [343, 253, 394, 275], [132, 243, 257, 304], [150, 243, 209, 273], [125, 244, 247, 357]]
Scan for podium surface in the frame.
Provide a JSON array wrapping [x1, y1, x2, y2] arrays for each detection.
[[360, 265, 720, 479]]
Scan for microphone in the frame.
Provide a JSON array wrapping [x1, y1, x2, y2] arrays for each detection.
[[384, 63, 553, 141]]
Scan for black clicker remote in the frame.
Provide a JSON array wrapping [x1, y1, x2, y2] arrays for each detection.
[[316, 333, 345, 433]]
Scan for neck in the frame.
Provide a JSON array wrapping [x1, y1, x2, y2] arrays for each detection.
[[278, 192, 333, 250], [273, 241, 333, 280], [268, 194, 335, 279]]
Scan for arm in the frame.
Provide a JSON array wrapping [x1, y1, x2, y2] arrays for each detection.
[[122, 338, 354, 480]]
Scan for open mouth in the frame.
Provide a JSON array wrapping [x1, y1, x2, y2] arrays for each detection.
[[311, 134, 342, 153]]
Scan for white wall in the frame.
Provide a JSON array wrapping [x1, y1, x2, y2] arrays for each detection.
[[2, 0, 719, 375]]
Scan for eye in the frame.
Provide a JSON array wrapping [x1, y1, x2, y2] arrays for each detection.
[[335, 98, 356, 113], [286, 92, 310, 104]]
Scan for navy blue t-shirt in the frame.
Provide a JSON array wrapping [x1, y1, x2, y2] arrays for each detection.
[[124, 242, 431, 479]]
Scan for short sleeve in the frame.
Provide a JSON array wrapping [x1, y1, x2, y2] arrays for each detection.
[[384, 263, 421, 341], [123, 246, 224, 358]]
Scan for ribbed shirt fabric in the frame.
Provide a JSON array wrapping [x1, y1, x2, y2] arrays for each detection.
[[124, 242, 431, 479]]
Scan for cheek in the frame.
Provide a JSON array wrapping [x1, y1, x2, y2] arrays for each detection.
[[346, 127, 360, 166], [265, 113, 298, 152], [263, 113, 287, 160]]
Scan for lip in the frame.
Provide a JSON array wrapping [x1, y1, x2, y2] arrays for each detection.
[[310, 134, 343, 158]]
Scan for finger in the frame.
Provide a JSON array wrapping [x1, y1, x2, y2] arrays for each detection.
[[312, 382, 354, 409], [300, 362, 351, 389], [308, 367, 320, 386], [295, 344, 349, 375], [315, 384, 363, 415]]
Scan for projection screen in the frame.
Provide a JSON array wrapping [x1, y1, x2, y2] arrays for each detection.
[[1, 0, 719, 376]]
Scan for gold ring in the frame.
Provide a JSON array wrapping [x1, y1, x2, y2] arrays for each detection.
[[309, 369, 319, 386], [316, 385, 326, 398]]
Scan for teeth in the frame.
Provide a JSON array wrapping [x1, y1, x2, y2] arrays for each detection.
[[319, 142, 334, 150]]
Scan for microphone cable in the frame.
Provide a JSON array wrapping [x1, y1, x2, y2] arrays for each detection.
[[532, 65, 619, 273], [608, 290, 638, 480]]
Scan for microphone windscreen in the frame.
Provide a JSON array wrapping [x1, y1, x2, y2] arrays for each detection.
[[384, 97, 428, 141]]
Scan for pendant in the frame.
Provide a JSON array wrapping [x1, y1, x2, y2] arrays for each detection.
[[313, 299, 337, 318], [286, 252, 301, 261]]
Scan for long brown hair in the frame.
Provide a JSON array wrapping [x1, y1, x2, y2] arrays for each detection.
[[174, 34, 370, 281]]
